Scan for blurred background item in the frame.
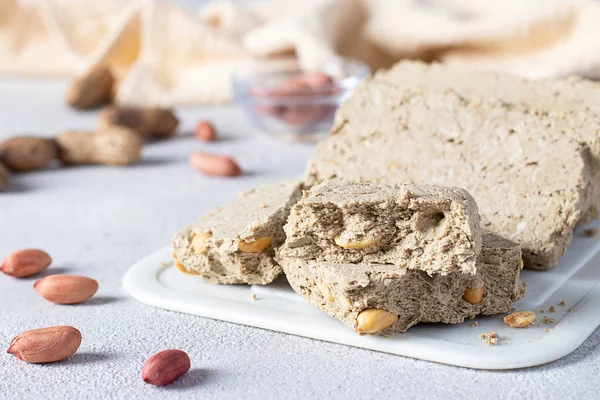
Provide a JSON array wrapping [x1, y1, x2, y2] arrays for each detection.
[[2, 0, 600, 109]]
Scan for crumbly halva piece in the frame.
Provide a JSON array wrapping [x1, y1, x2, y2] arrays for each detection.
[[280, 234, 523, 336], [172, 181, 302, 284], [281, 180, 481, 276], [306, 87, 595, 271], [377, 61, 600, 231], [480, 331, 499, 346]]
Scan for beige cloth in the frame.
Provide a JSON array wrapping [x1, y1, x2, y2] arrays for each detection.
[[2, 0, 600, 106]]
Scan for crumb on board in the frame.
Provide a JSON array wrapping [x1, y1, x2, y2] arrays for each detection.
[[543, 316, 556, 324], [250, 293, 257, 301], [548, 306, 556, 313], [471, 321, 478, 327], [479, 331, 499, 346], [160, 260, 174, 267], [545, 328, 551, 333], [568, 307, 573, 312], [503, 310, 536, 328], [559, 300, 566, 306], [583, 227, 599, 237], [258, 204, 268, 209]]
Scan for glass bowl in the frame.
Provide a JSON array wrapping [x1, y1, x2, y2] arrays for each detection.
[[233, 57, 370, 141]]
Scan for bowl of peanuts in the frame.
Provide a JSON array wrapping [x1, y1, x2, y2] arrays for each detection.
[[234, 57, 370, 141]]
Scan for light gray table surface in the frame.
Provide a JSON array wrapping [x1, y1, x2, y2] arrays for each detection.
[[1, 78, 599, 400]]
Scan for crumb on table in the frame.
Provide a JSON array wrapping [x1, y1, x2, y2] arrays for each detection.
[[471, 321, 478, 327]]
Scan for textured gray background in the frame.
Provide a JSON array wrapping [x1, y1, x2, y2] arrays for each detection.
[[1, 78, 600, 399]]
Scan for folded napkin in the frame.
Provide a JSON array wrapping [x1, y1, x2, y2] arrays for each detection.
[[2, 0, 600, 106]]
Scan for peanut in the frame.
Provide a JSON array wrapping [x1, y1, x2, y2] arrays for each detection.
[[98, 106, 179, 139], [0, 162, 8, 191], [34, 275, 99, 304], [173, 254, 200, 275], [66, 65, 115, 110], [316, 281, 334, 302], [190, 152, 242, 177], [191, 232, 212, 254], [238, 236, 272, 253], [142, 349, 191, 386], [7, 326, 81, 363], [1, 249, 52, 278], [462, 286, 484, 305], [334, 236, 378, 250], [0, 136, 58, 172], [55, 127, 143, 166], [356, 308, 398, 334], [195, 121, 217, 142], [503, 311, 536, 328]]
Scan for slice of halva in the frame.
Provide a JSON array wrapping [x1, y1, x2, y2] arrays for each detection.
[[306, 87, 596, 271], [281, 180, 481, 275], [377, 60, 600, 223], [172, 181, 302, 284], [280, 233, 523, 336]]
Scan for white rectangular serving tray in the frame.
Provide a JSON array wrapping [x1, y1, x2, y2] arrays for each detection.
[[123, 222, 600, 370]]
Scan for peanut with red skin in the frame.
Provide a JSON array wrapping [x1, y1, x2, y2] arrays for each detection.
[[34, 275, 99, 304], [195, 121, 217, 142], [1, 249, 52, 278], [190, 152, 242, 177], [142, 349, 191, 386], [7, 326, 82, 363]]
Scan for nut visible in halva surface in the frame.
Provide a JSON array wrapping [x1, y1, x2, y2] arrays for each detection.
[[462, 286, 484, 305], [356, 308, 398, 334], [172, 254, 200, 275], [334, 236, 378, 250], [191, 232, 212, 254], [238, 236, 272, 253]]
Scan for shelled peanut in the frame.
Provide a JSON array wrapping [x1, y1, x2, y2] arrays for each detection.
[[7, 326, 82, 363], [67, 65, 115, 110], [190, 152, 242, 177], [1, 249, 52, 278], [34, 275, 99, 304], [55, 127, 143, 166], [98, 106, 179, 139], [195, 121, 217, 142], [0, 136, 58, 172], [142, 349, 191, 386], [0, 162, 8, 191]]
